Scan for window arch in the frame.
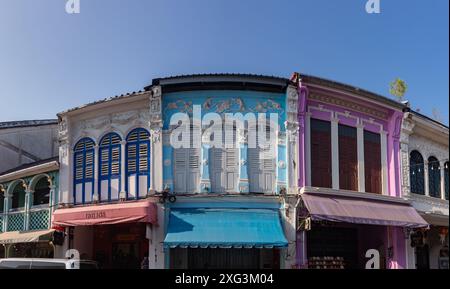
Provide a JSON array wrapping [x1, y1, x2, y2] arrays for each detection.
[[33, 177, 50, 206], [126, 128, 150, 199], [11, 181, 26, 211], [445, 161, 449, 200], [410, 150, 425, 195], [99, 133, 122, 201], [428, 156, 441, 198], [73, 138, 95, 204]]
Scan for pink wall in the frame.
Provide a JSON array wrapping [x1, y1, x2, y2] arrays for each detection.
[[295, 81, 407, 268]]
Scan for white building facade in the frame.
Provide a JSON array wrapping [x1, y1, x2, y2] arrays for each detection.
[[401, 109, 449, 269]]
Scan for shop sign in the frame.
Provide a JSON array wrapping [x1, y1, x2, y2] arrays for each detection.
[[85, 211, 107, 220]]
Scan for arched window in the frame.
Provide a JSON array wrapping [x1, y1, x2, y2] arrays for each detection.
[[445, 162, 449, 200], [428, 156, 441, 198], [126, 128, 150, 199], [33, 177, 50, 206], [99, 133, 122, 202], [410, 151, 425, 195], [73, 138, 95, 204], [11, 182, 26, 210]]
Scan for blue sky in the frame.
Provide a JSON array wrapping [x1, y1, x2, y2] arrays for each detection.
[[0, 0, 448, 123]]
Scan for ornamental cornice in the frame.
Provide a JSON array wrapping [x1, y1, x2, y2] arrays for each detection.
[[309, 93, 387, 119]]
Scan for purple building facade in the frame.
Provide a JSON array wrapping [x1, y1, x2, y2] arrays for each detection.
[[293, 73, 427, 269]]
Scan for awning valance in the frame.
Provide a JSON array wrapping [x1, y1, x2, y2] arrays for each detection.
[[0, 229, 55, 244], [52, 200, 157, 226], [300, 193, 429, 229], [164, 208, 288, 249]]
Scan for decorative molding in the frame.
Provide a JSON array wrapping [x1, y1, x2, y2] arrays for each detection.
[[309, 93, 388, 120]]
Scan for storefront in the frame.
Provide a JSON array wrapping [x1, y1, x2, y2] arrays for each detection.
[[165, 202, 288, 269], [0, 229, 55, 258], [296, 192, 429, 269], [52, 200, 157, 269], [411, 214, 449, 269]]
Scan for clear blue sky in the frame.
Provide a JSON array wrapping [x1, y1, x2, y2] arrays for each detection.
[[0, 0, 448, 124]]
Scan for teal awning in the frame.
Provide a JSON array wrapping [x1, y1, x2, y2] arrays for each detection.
[[164, 208, 288, 249]]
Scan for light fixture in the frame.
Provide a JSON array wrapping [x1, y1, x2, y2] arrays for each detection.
[[92, 194, 99, 203], [119, 191, 126, 201]]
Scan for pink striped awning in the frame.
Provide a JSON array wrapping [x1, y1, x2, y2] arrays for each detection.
[[300, 193, 429, 229], [52, 200, 157, 227]]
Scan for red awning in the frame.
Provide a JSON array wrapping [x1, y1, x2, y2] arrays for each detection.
[[300, 193, 429, 229], [52, 200, 157, 226]]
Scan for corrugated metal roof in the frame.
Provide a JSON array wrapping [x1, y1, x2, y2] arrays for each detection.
[[57, 90, 147, 116], [0, 119, 57, 130], [0, 156, 59, 177]]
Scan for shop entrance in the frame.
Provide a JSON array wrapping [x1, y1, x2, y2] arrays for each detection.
[[92, 223, 148, 269], [307, 225, 358, 269], [7, 242, 54, 258], [170, 248, 280, 269], [306, 223, 388, 269]]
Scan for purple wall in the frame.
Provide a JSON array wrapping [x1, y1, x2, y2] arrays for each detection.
[[295, 80, 407, 269]]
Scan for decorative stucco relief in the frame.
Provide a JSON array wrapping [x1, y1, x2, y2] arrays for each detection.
[[309, 93, 388, 120], [71, 109, 150, 144]]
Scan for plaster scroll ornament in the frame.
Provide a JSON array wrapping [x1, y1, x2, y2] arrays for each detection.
[[152, 86, 162, 98], [58, 117, 69, 141], [151, 129, 161, 143], [111, 111, 137, 125]]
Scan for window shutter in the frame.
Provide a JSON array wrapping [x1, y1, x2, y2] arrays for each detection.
[[364, 131, 381, 194], [247, 125, 275, 193], [111, 146, 120, 176], [187, 148, 200, 193], [139, 142, 149, 173], [339, 125, 358, 191], [174, 148, 187, 193], [311, 119, 332, 188], [127, 144, 137, 173], [85, 151, 94, 179]]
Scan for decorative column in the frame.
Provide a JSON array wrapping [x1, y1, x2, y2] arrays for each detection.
[[2, 191, 9, 232], [400, 113, 415, 198], [93, 145, 99, 201], [387, 112, 403, 197], [148, 135, 155, 194], [331, 115, 340, 190], [356, 121, 365, 192], [58, 115, 71, 205], [380, 130, 389, 195], [286, 84, 300, 194], [120, 140, 126, 194], [24, 186, 33, 231], [440, 160, 446, 200], [297, 82, 308, 188], [305, 112, 312, 186], [149, 86, 163, 193], [424, 160, 430, 197], [237, 127, 249, 193], [201, 140, 211, 193]]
